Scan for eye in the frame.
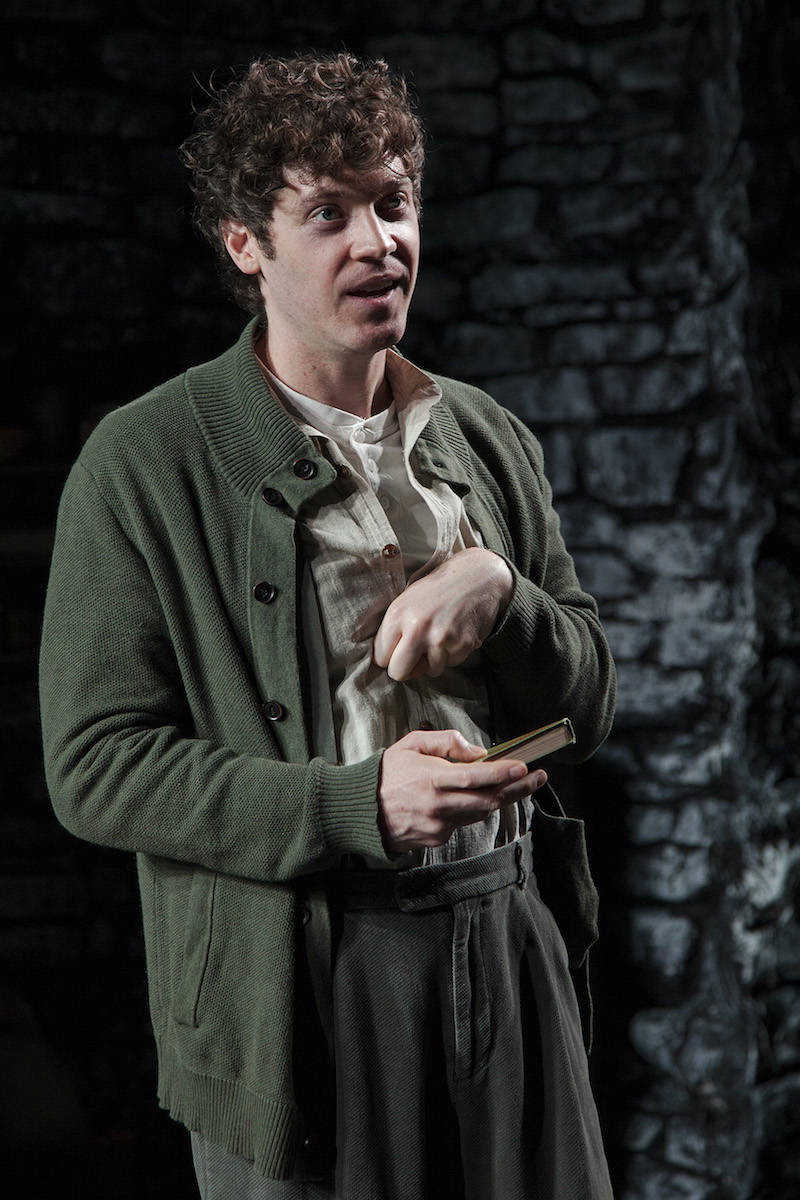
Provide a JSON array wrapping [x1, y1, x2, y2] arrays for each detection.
[[382, 192, 409, 217], [311, 205, 343, 223]]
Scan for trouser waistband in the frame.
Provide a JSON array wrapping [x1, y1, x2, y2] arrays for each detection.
[[317, 833, 533, 913]]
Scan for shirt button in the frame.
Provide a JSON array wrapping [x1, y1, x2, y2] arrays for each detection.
[[262, 700, 285, 721], [379, 494, 392, 511], [252, 581, 277, 604], [353, 428, 366, 443], [293, 458, 317, 479], [297, 903, 311, 926], [382, 543, 400, 558], [262, 487, 284, 507]]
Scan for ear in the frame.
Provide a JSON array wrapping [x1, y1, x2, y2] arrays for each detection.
[[221, 221, 263, 275]]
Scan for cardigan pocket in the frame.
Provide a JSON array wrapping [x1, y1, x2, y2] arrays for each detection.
[[172, 867, 218, 1028]]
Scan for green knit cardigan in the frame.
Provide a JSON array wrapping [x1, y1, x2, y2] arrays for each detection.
[[40, 320, 616, 1179]]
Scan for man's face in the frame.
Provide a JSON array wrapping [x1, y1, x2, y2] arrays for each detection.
[[243, 160, 420, 377]]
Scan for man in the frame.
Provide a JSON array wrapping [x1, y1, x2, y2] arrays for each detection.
[[40, 53, 616, 1199]]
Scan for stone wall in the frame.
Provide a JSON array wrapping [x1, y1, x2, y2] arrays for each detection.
[[1, 1, 798, 1196]]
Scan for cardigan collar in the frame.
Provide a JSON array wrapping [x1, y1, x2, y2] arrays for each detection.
[[184, 318, 474, 505]]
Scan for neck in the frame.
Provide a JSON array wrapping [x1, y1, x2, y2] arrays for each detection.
[[259, 334, 392, 419]]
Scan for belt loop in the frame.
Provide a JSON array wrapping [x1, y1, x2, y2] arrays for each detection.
[[515, 841, 528, 889]]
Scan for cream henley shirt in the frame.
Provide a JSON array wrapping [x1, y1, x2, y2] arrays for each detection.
[[258, 346, 526, 866]]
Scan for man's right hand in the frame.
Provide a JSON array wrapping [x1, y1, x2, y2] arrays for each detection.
[[378, 729, 547, 854]]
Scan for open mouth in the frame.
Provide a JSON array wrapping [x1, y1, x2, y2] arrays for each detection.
[[349, 281, 399, 299]]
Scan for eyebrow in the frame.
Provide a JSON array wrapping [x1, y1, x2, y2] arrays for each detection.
[[291, 177, 413, 208]]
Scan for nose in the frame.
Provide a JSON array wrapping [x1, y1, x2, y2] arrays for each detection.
[[350, 207, 396, 260]]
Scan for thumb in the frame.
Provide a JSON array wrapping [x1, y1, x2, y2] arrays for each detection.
[[415, 729, 487, 762]]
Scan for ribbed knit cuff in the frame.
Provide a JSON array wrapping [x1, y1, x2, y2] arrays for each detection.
[[314, 752, 393, 864], [484, 562, 547, 666]]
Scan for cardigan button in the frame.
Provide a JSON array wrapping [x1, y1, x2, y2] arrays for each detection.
[[293, 457, 317, 480], [262, 700, 285, 721], [252, 581, 277, 604], [262, 487, 284, 507], [381, 543, 400, 558]]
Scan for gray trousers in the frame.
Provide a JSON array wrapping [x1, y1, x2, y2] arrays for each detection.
[[191, 835, 613, 1200]]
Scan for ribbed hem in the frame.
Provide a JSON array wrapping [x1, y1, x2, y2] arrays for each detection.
[[157, 1043, 303, 1180]]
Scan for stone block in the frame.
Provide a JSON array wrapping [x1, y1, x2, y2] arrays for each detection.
[[667, 308, 710, 355], [20, 240, 162, 319], [138, 0, 287, 36], [543, 0, 646, 23], [571, 549, 634, 599], [625, 519, 726, 578], [629, 1005, 688, 1075], [588, 27, 694, 92], [555, 498, 624, 548], [629, 909, 698, 979], [499, 142, 613, 185], [657, 619, 741, 668], [626, 843, 710, 901], [101, 31, 262, 93], [616, 579, 730, 624], [482, 368, 596, 423], [407, 266, 464, 321], [3, 0, 102, 16], [536, 429, 577, 495], [0, 188, 114, 230], [636, 257, 704, 297], [420, 90, 498, 139], [664, 1117, 752, 1180], [742, 840, 800, 911], [582, 427, 689, 506], [471, 262, 633, 310], [558, 182, 674, 239], [0, 86, 120, 137], [617, 132, 690, 183], [424, 188, 539, 249], [643, 521, 728, 587], [596, 359, 709, 415], [620, 1158, 716, 1200], [502, 78, 598, 125], [639, 735, 733, 788], [0, 924, 83, 965], [440, 322, 535, 377], [365, 34, 499, 88], [525, 300, 608, 326], [623, 1112, 662, 1153], [0, 873, 86, 920], [503, 28, 585, 73], [613, 662, 705, 723], [601, 619, 653, 660], [422, 139, 493, 197], [550, 321, 663, 365]]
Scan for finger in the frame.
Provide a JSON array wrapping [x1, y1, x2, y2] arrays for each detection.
[[398, 728, 487, 761], [446, 757, 530, 790], [385, 634, 428, 681], [372, 621, 400, 669], [495, 768, 549, 805]]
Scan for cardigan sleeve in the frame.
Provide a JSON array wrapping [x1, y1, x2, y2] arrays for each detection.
[[475, 408, 616, 761], [39, 459, 394, 882]]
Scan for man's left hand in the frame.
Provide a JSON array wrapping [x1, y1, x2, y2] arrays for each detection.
[[373, 548, 514, 681]]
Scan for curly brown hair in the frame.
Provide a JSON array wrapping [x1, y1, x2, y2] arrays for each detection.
[[180, 52, 425, 314]]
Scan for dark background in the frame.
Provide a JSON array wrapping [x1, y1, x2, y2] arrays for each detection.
[[2, 1, 799, 1197]]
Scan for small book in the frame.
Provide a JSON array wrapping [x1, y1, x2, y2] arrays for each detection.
[[480, 717, 575, 765]]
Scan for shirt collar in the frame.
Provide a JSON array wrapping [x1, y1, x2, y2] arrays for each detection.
[[254, 343, 443, 454]]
